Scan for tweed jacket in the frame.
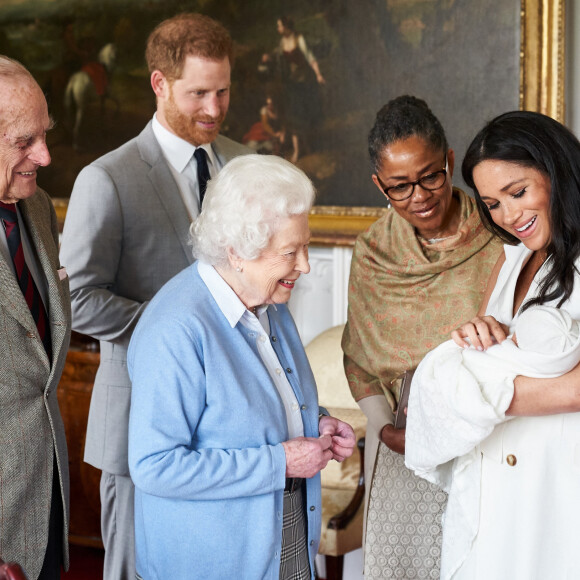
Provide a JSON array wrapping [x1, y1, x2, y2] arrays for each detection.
[[0, 188, 71, 579], [59, 122, 251, 475]]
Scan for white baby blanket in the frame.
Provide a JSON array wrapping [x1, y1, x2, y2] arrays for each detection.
[[404, 306, 580, 579]]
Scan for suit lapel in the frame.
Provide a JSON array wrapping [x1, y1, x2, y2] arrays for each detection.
[[211, 134, 252, 167], [19, 191, 69, 373], [138, 123, 194, 264], [212, 136, 227, 168]]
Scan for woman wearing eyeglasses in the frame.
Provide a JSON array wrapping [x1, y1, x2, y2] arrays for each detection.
[[341, 95, 503, 579]]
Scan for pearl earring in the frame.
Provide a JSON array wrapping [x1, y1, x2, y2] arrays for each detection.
[[236, 266, 241, 272]]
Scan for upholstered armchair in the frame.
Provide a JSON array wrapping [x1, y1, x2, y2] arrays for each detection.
[[305, 325, 367, 580]]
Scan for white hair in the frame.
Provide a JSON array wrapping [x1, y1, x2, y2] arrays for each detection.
[[0, 56, 44, 132], [190, 154, 315, 265], [0, 55, 35, 83]]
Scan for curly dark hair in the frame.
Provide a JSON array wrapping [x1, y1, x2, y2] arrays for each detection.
[[368, 95, 448, 172], [462, 110, 580, 310]]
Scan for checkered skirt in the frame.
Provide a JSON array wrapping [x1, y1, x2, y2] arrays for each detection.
[[280, 485, 311, 580]]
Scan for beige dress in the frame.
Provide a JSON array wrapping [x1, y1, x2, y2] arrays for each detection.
[[365, 446, 447, 579]]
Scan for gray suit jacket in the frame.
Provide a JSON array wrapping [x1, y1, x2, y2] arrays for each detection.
[[60, 122, 250, 475], [0, 189, 71, 578]]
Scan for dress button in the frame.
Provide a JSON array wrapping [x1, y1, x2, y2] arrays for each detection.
[[271, 336, 277, 342], [292, 403, 299, 411], [26, 331, 35, 338], [259, 336, 266, 343], [276, 368, 282, 375], [301, 405, 307, 411], [310, 505, 315, 511], [310, 540, 315, 546], [506, 454, 517, 466], [286, 367, 292, 374]]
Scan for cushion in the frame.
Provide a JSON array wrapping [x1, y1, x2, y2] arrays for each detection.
[[306, 325, 360, 411]]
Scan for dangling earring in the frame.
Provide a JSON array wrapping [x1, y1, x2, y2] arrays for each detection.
[[386, 200, 392, 210]]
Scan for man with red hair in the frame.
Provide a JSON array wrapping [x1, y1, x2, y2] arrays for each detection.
[[60, 14, 249, 579]]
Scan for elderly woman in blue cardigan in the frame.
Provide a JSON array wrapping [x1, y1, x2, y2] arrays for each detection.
[[127, 154, 356, 580]]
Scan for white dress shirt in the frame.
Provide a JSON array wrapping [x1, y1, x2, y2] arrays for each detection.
[[152, 114, 220, 220], [198, 261, 305, 439]]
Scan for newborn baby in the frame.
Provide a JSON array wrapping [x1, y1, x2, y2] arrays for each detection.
[[404, 305, 580, 580], [513, 304, 579, 354], [405, 304, 580, 483]]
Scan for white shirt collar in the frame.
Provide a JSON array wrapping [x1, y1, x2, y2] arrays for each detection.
[[151, 114, 218, 173], [198, 261, 270, 328]]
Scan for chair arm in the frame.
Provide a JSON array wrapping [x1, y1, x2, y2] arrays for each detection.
[[327, 437, 365, 531]]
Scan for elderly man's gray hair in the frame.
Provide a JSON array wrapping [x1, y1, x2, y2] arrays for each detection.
[[190, 154, 315, 265], [0, 55, 35, 82]]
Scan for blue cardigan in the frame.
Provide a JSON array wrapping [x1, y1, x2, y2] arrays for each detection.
[[128, 263, 322, 579]]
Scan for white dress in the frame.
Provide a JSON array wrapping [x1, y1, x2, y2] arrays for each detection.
[[454, 244, 580, 580]]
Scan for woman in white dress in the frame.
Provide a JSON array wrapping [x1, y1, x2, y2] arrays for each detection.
[[442, 110, 580, 579]]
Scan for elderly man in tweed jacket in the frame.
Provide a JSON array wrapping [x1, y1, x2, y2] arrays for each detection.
[[0, 56, 71, 580]]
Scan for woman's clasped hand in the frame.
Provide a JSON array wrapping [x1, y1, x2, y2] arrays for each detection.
[[283, 416, 356, 478]]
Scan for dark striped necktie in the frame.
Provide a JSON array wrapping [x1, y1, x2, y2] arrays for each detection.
[[0, 201, 52, 359], [194, 147, 210, 208]]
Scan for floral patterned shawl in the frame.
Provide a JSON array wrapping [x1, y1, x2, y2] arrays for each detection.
[[342, 188, 503, 408]]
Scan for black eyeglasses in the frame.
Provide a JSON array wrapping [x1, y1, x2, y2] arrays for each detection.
[[376, 158, 448, 202]]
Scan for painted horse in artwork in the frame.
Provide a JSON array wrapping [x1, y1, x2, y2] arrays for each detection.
[[64, 43, 118, 150]]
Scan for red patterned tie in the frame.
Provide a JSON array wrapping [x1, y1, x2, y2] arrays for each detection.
[[0, 201, 52, 359]]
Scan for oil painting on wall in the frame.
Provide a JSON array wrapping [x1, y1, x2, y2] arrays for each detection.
[[0, 0, 523, 207]]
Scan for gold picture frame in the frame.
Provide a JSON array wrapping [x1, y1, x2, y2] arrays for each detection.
[[309, 0, 566, 246]]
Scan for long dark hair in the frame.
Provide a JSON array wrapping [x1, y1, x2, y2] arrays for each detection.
[[462, 110, 580, 310]]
